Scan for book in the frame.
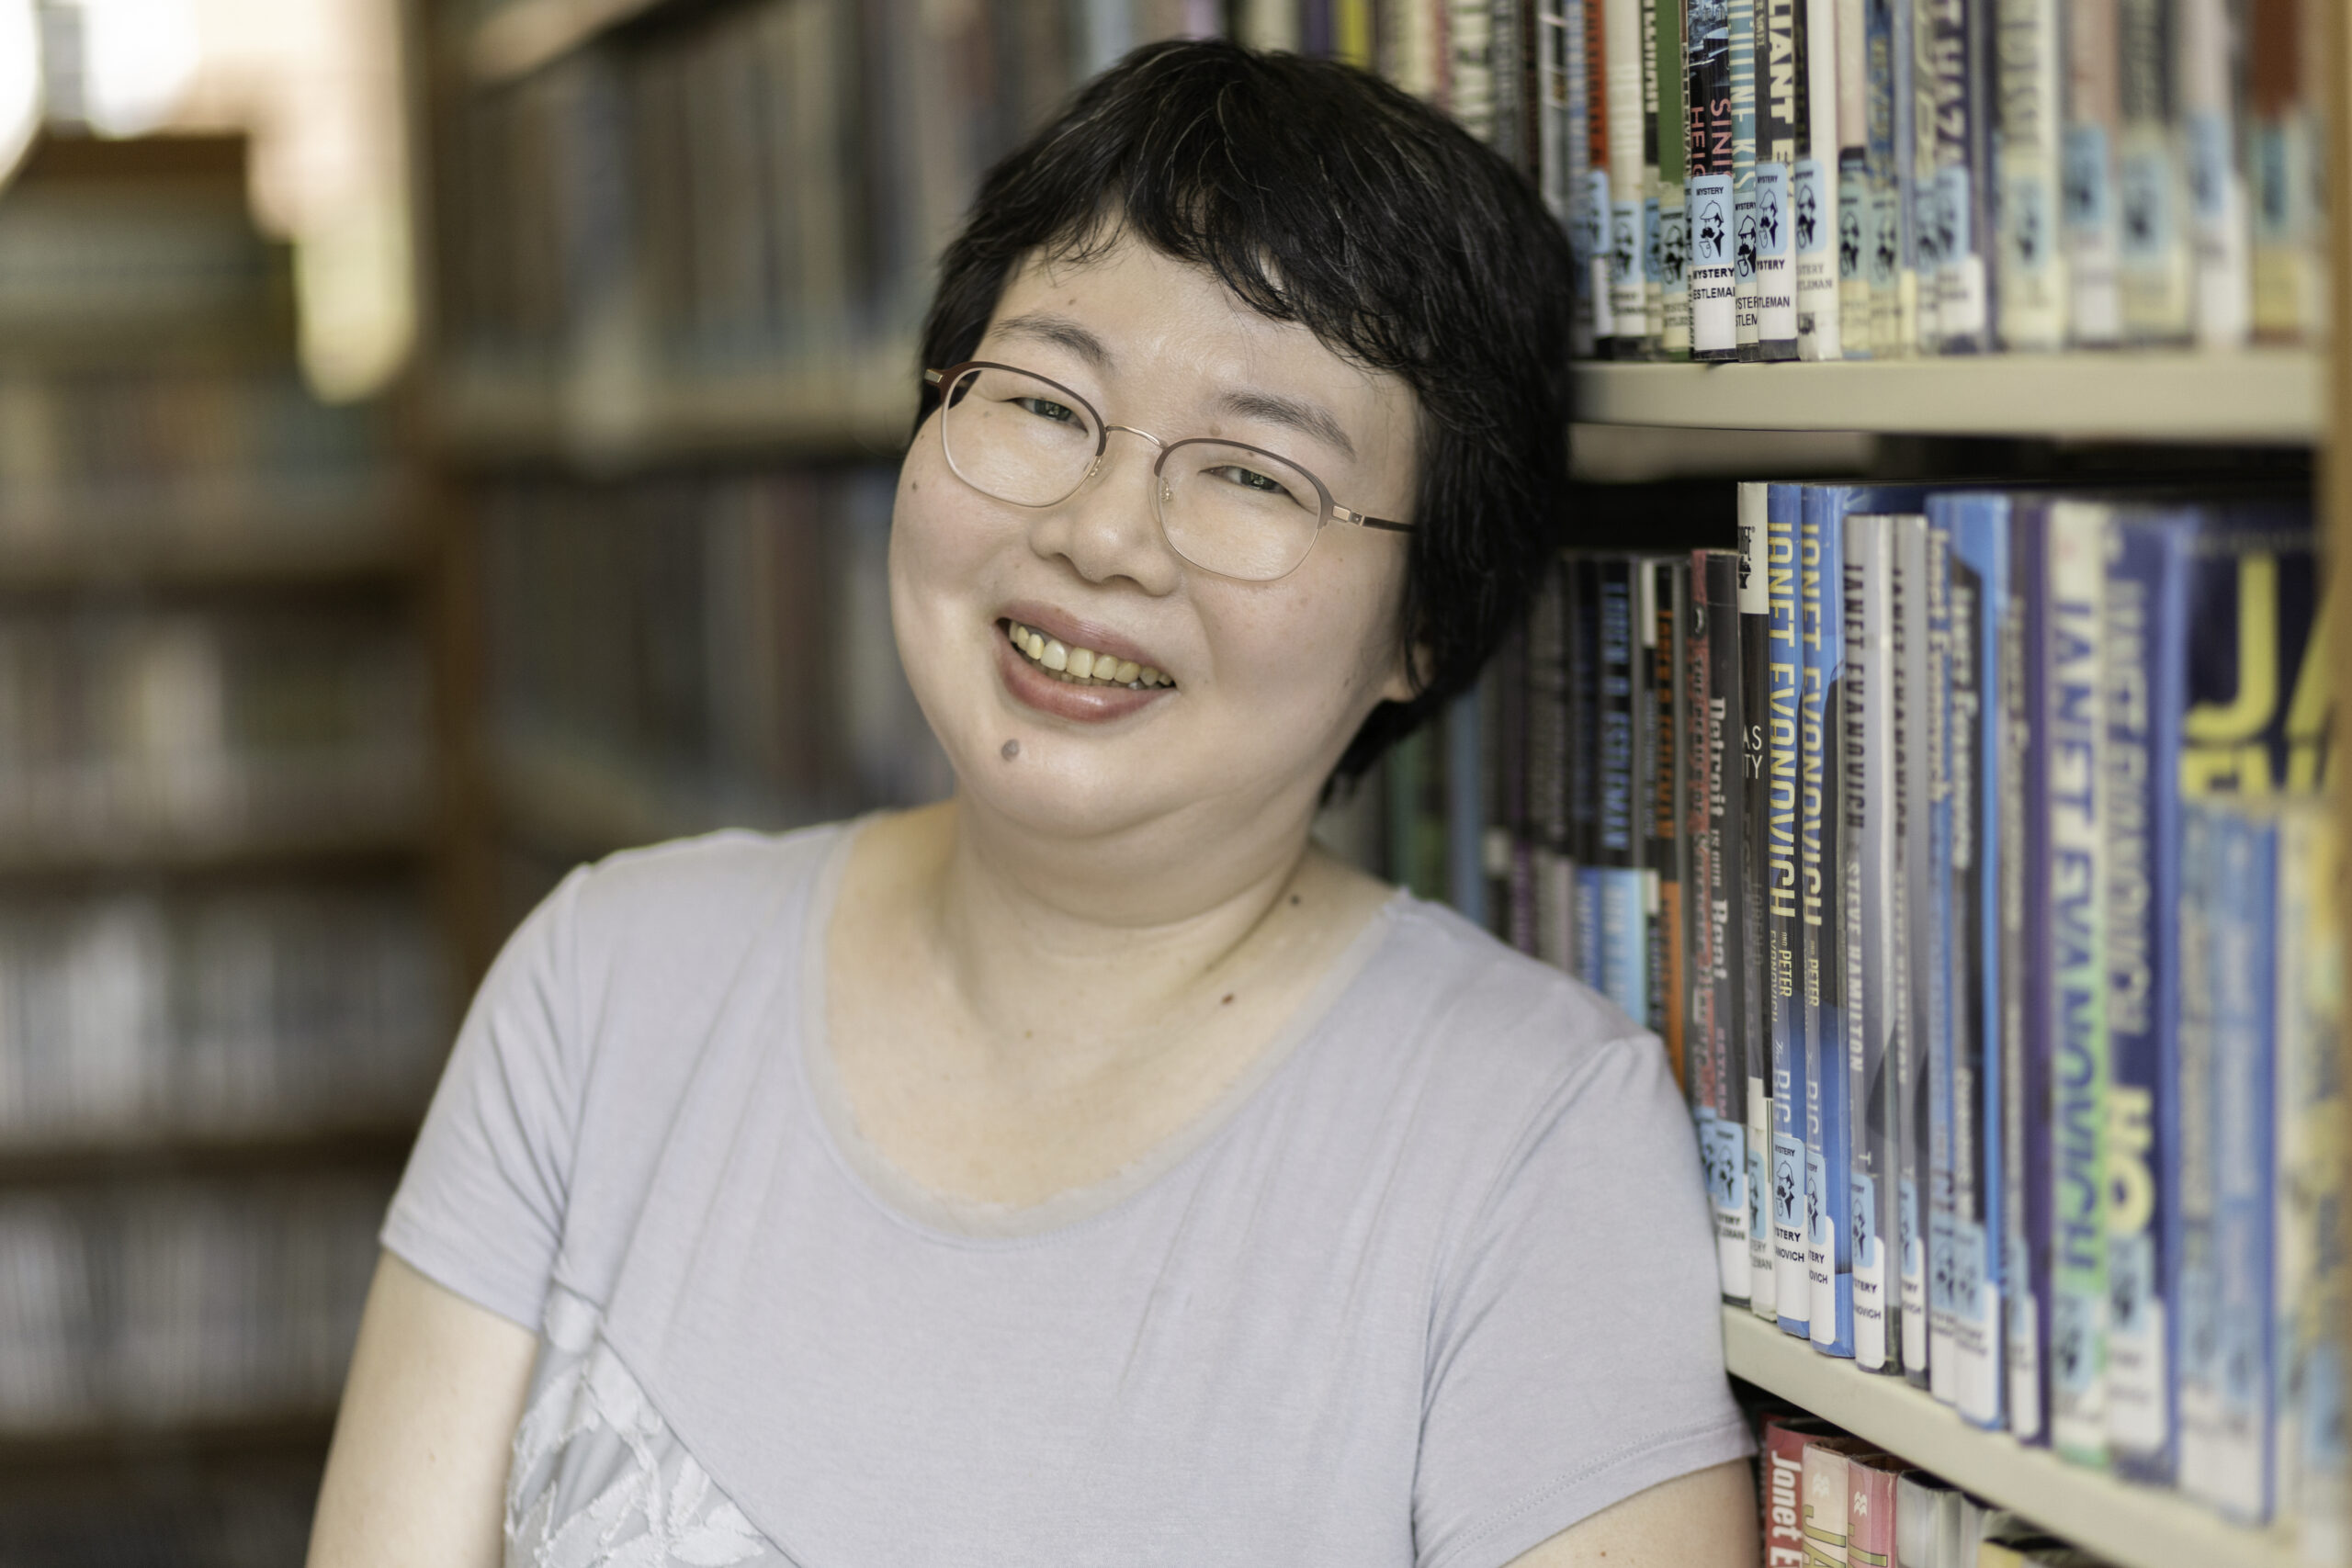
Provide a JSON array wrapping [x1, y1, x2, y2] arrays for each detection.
[[1846, 1451, 1913, 1567], [1915, 0, 1990, 351], [1834, 0, 1872, 353], [2100, 504, 2196, 1482], [2061, 0, 2124, 344], [1753, 0, 1804, 357], [1656, 0, 1694, 353], [1939, 492, 2008, 1429], [1688, 0, 1742, 357], [1584, 0, 1621, 344], [2041, 500, 2112, 1469], [2117, 0, 2191, 344], [1843, 511, 1901, 1372], [2001, 496, 2054, 1448], [1794, 0, 1842, 358], [1803, 1433, 1881, 1564], [1894, 511, 1936, 1387], [1742, 491, 1782, 1317], [1803, 486, 1855, 1359], [1861, 0, 1904, 353], [1992, 0, 2064, 350], [2272, 802, 2338, 1545], [1701, 549, 1754, 1299], [1610, 0, 1654, 350], [1646, 558, 1689, 1079], [1730, 0, 1765, 355], [1769, 484, 1811, 1336], [1761, 1411, 1835, 1561], [2246, 0, 2324, 344], [1891, 1469, 1951, 1568], [1923, 515, 1958, 1405], [2177, 0, 2250, 348]]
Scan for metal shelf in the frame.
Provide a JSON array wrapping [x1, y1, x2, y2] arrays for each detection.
[[1574, 351, 2321, 443], [1722, 1309, 2302, 1568]]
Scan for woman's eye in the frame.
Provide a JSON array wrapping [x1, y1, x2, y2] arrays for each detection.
[[1209, 465, 1292, 499], [1014, 397, 1079, 424]]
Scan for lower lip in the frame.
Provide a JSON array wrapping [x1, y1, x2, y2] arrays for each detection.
[[996, 633, 1170, 722]]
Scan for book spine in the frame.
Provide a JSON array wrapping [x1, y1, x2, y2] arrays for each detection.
[[1796, 0, 1843, 357], [1835, 0, 1873, 354], [2247, 0, 2324, 344], [1598, 558, 1648, 1021], [1994, 0, 2064, 349], [1689, 0, 1741, 356], [1862, 0, 1902, 353], [2045, 502, 2110, 1468], [1905, 0, 1941, 350], [2189, 807, 2278, 1520], [1586, 0, 1623, 344], [1755, 0, 1805, 356], [1888, 0, 1920, 351], [1740, 491, 1781, 1317], [2118, 0, 2191, 344], [1541, 0, 1576, 216], [2178, 0, 2250, 348], [1894, 513, 1935, 1386], [1641, 0, 1668, 350], [1730, 0, 1765, 355], [1803, 491, 1853, 1358], [1848, 1460, 1903, 1567], [1703, 550, 1752, 1300], [2063, 0, 2125, 344], [1657, 0, 1693, 353], [2277, 807, 2343, 1550], [1532, 558, 1571, 967], [1760, 1417, 1814, 1565], [1843, 513, 1900, 1372], [1769, 485, 1811, 1335], [1926, 515, 1960, 1404], [1929, 0, 1993, 349], [1573, 557, 1603, 982], [2004, 501, 2052, 1446], [1610, 0, 1653, 349], [1566, 0, 1600, 354], [2103, 514, 2181, 1481], [1647, 561, 1687, 1083], [1944, 498, 2007, 1429], [1800, 1441, 1856, 1565], [2175, 799, 2224, 1510]]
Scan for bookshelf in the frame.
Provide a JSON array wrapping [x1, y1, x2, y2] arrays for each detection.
[[1569, 352, 2324, 445], [1722, 1312, 2303, 1568]]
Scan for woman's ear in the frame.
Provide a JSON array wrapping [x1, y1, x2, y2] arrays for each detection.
[[1377, 638, 1429, 706]]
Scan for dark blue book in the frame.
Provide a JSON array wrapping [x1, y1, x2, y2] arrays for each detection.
[[1938, 491, 2009, 1430], [1802, 483, 1853, 1358], [1595, 557, 1649, 1024]]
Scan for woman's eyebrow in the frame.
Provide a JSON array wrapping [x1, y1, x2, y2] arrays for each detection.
[[994, 311, 1113, 368], [1216, 389, 1357, 462]]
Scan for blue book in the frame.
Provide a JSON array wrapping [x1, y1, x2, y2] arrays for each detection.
[[2176, 799, 2227, 1507], [2003, 496, 2057, 1448], [1767, 484, 1809, 1334], [1800, 484, 1922, 1361], [1939, 492, 2007, 1428], [1572, 557, 1604, 986], [1802, 484, 1854, 1358], [1594, 557, 1650, 1023], [2185, 803, 2279, 1522], [1924, 517, 1959, 1403], [2102, 505, 2198, 1482], [1841, 512, 1900, 1372], [1894, 512, 1937, 1388]]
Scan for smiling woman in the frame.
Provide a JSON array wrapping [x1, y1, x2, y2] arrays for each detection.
[[309, 38, 1758, 1568]]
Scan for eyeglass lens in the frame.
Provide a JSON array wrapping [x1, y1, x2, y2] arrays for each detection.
[[939, 366, 1327, 581]]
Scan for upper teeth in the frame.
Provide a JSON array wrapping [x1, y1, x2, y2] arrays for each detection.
[[1006, 623, 1170, 689]]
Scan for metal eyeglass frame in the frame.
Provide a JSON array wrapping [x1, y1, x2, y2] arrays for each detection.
[[922, 362, 1412, 578]]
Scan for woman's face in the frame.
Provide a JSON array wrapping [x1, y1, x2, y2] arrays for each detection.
[[890, 233, 1421, 852]]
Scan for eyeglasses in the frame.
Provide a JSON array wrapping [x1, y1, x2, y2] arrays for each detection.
[[922, 361, 1412, 582]]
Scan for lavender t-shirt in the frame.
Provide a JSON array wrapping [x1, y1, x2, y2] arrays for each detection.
[[382, 822, 1747, 1568]]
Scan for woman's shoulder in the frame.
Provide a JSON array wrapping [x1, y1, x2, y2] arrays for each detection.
[[552, 819, 851, 964], [1339, 893, 1674, 1135]]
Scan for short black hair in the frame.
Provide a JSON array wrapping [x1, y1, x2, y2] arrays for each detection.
[[920, 38, 1573, 782]]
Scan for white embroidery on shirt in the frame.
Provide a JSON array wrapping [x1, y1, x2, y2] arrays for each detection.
[[506, 1287, 777, 1568]]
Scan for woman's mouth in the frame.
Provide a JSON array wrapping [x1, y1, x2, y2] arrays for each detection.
[[1001, 620, 1175, 690]]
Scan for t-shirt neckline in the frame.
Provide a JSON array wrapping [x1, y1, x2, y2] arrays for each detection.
[[796, 816, 1405, 1245]]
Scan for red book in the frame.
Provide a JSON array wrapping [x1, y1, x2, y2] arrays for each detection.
[[1844, 1451, 1914, 1568], [1801, 1436, 1879, 1566], [1758, 1414, 1833, 1567]]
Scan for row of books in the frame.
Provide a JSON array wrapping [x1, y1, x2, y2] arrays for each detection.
[[481, 468, 953, 842], [0, 367, 390, 517], [440, 0, 1207, 381], [0, 886, 447, 1144], [1755, 1403, 2121, 1566], [1245, 0, 2329, 358], [0, 1172, 388, 1431], [0, 608, 427, 859], [1496, 484, 2336, 1538]]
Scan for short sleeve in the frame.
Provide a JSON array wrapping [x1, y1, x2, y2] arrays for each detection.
[[380, 866, 593, 1330], [1412, 1032, 1754, 1568]]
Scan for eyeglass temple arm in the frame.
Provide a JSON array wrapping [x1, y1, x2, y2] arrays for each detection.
[[1332, 503, 1413, 534]]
